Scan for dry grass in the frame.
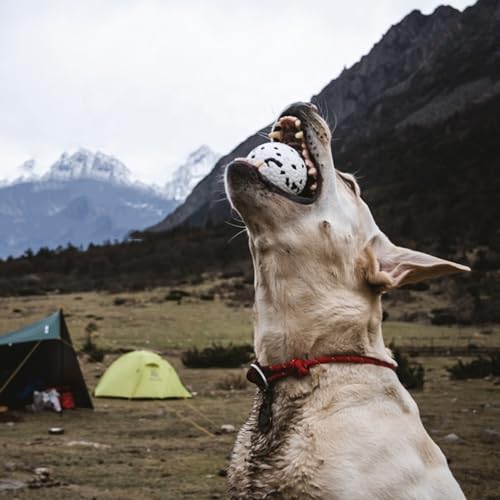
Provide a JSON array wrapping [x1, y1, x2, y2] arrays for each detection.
[[0, 287, 254, 352], [0, 289, 499, 499]]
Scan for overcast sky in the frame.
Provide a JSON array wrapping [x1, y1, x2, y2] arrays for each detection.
[[0, 0, 476, 184]]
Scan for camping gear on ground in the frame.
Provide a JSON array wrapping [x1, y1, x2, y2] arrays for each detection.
[[0, 311, 93, 410], [60, 390, 75, 409], [94, 350, 191, 399], [48, 427, 64, 435], [32, 389, 61, 413]]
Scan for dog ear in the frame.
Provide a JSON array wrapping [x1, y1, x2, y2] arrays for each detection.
[[364, 234, 470, 290]]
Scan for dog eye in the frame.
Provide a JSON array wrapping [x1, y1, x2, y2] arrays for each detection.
[[344, 178, 356, 192], [339, 173, 360, 196]]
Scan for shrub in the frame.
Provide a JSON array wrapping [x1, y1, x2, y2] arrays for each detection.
[[164, 289, 191, 302], [81, 329, 105, 363], [85, 321, 98, 333], [389, 342, 425, 390], [216, 373, 248, 390], [199, 293, 215, 301], [447, 355, 500, 380], [182, 343, 253, 368]]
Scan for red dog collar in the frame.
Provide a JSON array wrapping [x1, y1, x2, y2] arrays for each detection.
[[247, 355, 396, 391]]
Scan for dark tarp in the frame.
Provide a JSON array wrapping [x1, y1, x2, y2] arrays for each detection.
[[0, 310, 93, 409]]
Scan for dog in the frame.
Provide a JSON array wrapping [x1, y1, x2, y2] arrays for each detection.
[[224, 102, 469, 499]]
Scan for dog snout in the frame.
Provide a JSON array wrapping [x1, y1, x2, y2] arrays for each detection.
[[280, 101, 319, 120]]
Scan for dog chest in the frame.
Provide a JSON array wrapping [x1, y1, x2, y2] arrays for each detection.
[[228, 392, 325, 499]]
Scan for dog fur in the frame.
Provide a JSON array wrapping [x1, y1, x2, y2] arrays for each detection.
[[224, 102, 469, 499]]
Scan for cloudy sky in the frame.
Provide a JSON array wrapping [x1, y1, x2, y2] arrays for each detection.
[[0, 0, 475, 184]]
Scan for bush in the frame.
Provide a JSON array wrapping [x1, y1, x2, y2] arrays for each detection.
[[199, 293, 215, 301], [389, 342, 425, 390], [164, 289, 191, 302], [216, 373, 248, 390], [447, 355, 500, 380], [81, 327, 105, 363], [182, 343, 253, 368], [85, 321, 98, 333]]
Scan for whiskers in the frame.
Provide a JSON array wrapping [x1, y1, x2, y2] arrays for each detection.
[[312, 98, 337, 134], [225, 220, 245, 230], [227, 227, 248, 243], [257, 129, 272, 141], [226, 221, 248, 243], [225, 214, 248, 243]]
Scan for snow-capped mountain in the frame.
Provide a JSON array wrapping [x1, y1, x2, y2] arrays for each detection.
[[164, 145, 220, 201], [42, 149, 132, 184], [0, 149, 179, 259]]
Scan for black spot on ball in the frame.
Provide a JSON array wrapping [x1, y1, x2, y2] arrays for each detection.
[[291, 164, 296, 170], [285, 178, 290, 187], [280, 170, 285, 174], [265, 158, 283, 168]]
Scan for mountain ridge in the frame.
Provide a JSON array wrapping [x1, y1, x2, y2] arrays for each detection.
[[0, 145, 218, 258], [147, 0, 500, 239]]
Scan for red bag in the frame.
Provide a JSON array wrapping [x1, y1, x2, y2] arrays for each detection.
[[60, 391, 75, 409]]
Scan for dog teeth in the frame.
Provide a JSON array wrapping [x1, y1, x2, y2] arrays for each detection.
[[269, 131, 282, 141], [307, 167, 317, 176], [295, 131, 304, 139], [294, 119, 301, 129], [305, 159, 314, 168], [310, 182, 317, 191]]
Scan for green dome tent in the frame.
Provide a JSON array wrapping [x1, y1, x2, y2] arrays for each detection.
[[94, 350, 191, 399]]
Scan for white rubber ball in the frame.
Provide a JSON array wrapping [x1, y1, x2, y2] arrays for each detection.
[[247, 142, 307, 195]]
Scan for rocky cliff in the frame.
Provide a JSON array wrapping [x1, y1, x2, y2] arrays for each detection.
[[148, 0, 500, 248]]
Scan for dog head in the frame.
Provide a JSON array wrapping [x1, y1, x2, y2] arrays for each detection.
[[226, 102, 469, 291], [225, 102, 469, 361]]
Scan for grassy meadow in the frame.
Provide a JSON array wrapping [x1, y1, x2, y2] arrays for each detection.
[[0, 287, 499, 499]]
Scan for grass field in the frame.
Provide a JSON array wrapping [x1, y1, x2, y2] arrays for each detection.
[[0, 289, 499, 499]]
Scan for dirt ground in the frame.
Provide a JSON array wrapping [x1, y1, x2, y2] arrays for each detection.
[[0, 290, 499, 499]]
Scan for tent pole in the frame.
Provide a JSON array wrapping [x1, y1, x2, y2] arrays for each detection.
[[59, 338, 64, 418], [0, 341, 41, 396]]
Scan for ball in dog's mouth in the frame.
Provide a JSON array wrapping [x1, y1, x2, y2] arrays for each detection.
[[247, 142, 307, 196], [247, 115, 319, 199]]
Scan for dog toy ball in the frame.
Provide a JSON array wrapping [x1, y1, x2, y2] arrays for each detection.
[[247, 142, 307, 196]]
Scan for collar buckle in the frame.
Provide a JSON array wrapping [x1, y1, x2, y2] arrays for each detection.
[[247, 362, 269, 392]]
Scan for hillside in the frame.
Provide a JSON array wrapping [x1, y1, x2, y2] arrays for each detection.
[[148, 0, 500, 252]]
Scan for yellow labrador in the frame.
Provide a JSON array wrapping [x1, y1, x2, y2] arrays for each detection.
[[224, 102, 469, 500]]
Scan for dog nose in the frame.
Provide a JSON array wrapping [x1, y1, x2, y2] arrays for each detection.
[[280, 101, 319, 119]]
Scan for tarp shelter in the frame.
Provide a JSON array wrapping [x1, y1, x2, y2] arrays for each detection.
[[0, 310, 93, 409], [94, 350, 191, 399]]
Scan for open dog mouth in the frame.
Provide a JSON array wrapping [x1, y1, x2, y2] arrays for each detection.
[[266, 115, 321, 202]]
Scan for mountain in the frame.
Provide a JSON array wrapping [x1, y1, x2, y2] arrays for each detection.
[[148, 0, 500, 251], [162, 145, 220, 202], [0, 149, 178, 258], [41, 148, 133, 184]]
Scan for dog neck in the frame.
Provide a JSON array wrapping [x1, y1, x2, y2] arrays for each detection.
[[251, 245, 393, 366]]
